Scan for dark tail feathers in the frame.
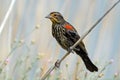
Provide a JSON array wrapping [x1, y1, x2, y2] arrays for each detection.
[[75, 50, 98, 72]]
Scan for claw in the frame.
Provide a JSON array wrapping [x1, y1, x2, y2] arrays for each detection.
[[68, 47, 72, 52], [74, 47, 80, 51], [68, 47, 74, 53]]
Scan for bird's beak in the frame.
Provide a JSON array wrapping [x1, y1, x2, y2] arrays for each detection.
[[45, 14, 52, 19]]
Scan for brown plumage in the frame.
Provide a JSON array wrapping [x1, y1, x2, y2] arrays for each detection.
[[46, 12, 98, 72]]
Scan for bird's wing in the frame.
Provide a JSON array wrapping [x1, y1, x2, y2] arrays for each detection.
[[63, 22, 88, 54], [63, 22, 79, 42]]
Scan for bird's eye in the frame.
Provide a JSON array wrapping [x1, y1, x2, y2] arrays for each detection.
[[54, 14, 57, 17]]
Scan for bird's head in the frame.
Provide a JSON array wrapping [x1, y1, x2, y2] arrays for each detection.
[[45, 12, 65, 23]]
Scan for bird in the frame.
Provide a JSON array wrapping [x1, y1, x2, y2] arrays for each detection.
[[45, 12, 98, 72]]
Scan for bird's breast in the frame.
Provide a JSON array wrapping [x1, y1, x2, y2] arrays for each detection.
[[52, 24, 64, 38], [52, 24, 69, 50]]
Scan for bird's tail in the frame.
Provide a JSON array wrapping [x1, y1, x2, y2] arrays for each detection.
[[74, 50, 98, 72]]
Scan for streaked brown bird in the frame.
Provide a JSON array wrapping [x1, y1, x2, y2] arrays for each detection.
[[45, 12, 98, 72]]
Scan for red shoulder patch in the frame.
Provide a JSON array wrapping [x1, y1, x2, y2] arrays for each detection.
[[64, 24, 74, 30]]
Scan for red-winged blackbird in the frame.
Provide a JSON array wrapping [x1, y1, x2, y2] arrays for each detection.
[[45, 12, 98, 72]]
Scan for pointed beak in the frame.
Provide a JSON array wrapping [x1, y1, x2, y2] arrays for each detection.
[[45, 14, 51, 19]]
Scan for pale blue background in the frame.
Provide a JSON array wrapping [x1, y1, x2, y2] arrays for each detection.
[[0, 0, 120, 80]]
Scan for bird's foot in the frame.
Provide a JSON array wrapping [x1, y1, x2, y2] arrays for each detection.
[[55, 60, 60, 68], [68, 47, 74, 53], [74, 48, 80, 51]]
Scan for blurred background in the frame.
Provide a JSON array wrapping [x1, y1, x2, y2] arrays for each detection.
[[0, 0, 120, 80]]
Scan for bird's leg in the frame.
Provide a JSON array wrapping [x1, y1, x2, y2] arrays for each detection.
[[55, 59, 60, 68], [68, 47, 74, 53]]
